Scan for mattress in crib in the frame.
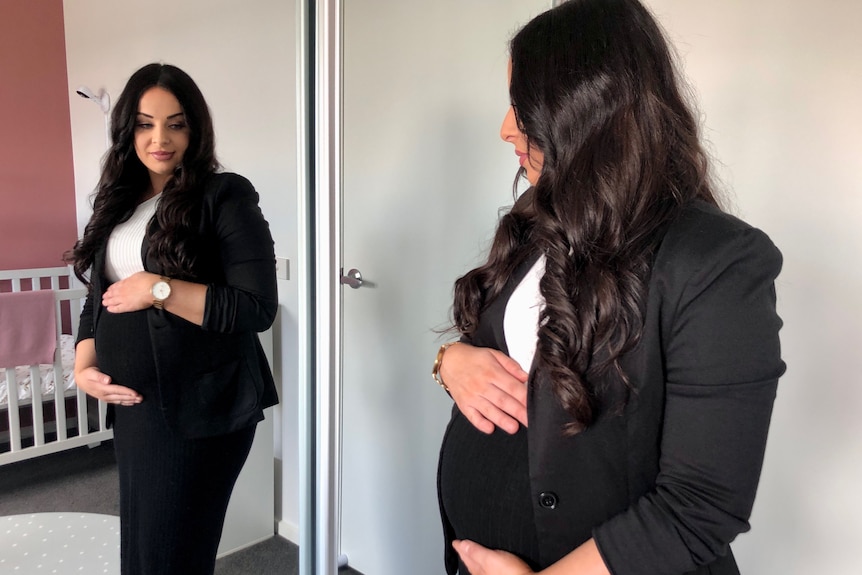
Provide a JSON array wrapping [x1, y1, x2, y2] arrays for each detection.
[[0, 334, 76, 406]]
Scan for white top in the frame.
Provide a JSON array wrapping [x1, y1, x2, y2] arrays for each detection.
[[503, 254, 546, 373], [104, 194, 160, 283]]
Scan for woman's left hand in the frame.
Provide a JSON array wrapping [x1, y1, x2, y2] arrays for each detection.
[[453, 540, 534, 575], [102, 271, 159, 313]]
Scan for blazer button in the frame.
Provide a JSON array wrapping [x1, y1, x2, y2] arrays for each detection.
[[539, 492, 558, 509]]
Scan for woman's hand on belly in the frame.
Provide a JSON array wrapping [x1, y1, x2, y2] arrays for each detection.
[[102, 271, 160, 313], [103, 272, 207, 325], [74, 339, 142, 406], [75, 366, 143, 406], [453, 540, 534, 575], [455, 539, 611, 575], [440, 343, 528, 434]]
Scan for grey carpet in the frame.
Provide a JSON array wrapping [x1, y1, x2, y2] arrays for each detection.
[[0, 441, 361, 575], [0, 441, 119, 516], [215, 535, 300, 575]]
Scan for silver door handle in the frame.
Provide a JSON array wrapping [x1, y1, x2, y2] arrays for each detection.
[[340, 268, 363, 289]]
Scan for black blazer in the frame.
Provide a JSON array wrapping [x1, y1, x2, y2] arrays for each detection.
[[77, 172, 279, 439], [440, 201, 785, 575]]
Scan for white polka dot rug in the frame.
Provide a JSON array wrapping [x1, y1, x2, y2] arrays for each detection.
[[0, 513, 119, 574]]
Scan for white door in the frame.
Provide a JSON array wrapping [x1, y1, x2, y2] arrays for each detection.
[[338, 2, 550, 573]]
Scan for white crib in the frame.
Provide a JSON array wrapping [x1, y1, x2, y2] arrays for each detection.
[[0, 266, 112, 466]]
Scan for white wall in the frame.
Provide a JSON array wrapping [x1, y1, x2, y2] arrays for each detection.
[[62, 0, 301, 540], [645, 1, 862, 573]]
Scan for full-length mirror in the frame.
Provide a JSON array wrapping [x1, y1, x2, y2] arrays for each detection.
[[0, 0, 301, 573]]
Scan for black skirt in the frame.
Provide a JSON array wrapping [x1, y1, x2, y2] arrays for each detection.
[[96, 306, 255, 575]]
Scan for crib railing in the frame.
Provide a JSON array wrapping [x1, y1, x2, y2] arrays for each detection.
[[0, 267, 113, 466]]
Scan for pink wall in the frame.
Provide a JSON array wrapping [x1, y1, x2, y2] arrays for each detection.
[[0, 0, 77, 270]]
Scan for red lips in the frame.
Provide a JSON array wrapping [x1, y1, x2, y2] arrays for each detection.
[[150, 151, 174, 161]]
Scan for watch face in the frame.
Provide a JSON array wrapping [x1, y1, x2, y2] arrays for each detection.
[[152, 281, 171, 300]]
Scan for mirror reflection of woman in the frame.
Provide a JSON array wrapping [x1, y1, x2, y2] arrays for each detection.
[[435, 1, 785, 574], [66, 63, 278, 575]]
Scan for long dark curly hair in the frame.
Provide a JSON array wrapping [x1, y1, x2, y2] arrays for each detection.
[[453, 0, 719, 433], [65, 63, 220, 285]]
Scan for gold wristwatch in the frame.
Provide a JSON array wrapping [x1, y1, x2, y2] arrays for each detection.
[[151, 276, 172, 310]]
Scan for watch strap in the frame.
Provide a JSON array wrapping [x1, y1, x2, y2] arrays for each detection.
[[431, 341, 459, 393]]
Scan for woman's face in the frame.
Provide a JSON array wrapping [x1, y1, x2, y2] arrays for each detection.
[[500, 61, 544, 186], [134, 86, 190, 193]]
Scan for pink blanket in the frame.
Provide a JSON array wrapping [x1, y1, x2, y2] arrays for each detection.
[[0, 290, 57, 367]]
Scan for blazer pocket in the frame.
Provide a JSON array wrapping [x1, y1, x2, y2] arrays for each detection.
[[185, 357, 259, 420]]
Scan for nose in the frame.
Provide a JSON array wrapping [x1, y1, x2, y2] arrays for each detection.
[[152, 124, 169, 145], [500, 106, 518, 143]]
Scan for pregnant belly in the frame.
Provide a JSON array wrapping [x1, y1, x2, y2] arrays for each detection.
[[94, 307, 158, 392], [438, 409, 539, 567]]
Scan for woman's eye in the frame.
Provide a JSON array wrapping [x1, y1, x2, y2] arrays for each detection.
[[136, 123, 152, 129], [169, 123, 187, 130]]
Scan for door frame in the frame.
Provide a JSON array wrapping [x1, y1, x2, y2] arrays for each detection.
[[298, 1, 344, 574]]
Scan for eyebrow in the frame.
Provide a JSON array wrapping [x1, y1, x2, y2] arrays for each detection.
[[136, 112, 185, 119]]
